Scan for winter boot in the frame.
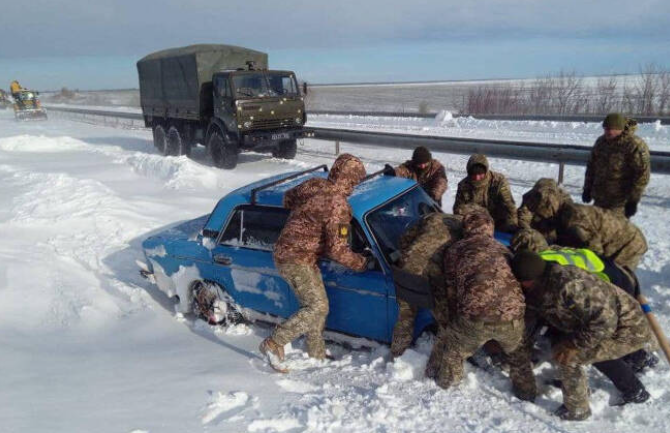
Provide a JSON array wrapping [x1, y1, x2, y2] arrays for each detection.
[[259, 338, 287, 373], [620, 388, 651, 405], [554, 404, 591, 421]]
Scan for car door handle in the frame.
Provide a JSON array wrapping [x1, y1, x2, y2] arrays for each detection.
[[213, 254, 232, 266]]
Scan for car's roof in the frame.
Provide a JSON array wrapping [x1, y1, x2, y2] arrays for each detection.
[[204, 169, 417, 233], [237, 169, 414, 208]]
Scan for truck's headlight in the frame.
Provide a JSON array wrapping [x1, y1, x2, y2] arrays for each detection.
[[295, 117, 302, 125], [243, 121, 252, 128]]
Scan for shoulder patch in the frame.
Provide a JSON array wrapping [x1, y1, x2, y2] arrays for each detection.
[[338, 224, 350, 238]]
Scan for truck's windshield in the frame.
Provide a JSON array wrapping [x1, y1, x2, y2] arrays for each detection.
[[366, 187, 438, 264], [232, 73, 299, 99]]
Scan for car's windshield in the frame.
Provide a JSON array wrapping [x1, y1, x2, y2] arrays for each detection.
[[366, 187, 438, 264], [18, 92, 34, 100], [232, 72, 298, 98], [266, 73, 299, 96]]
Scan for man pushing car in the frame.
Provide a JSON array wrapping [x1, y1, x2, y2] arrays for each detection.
[[259, 154, 370, 372]]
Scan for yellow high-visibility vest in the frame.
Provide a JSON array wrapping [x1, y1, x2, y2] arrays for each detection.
[[539, 248, 610, 282]]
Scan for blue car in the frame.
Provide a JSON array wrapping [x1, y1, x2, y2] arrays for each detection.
[[140, 165, 510, 345]]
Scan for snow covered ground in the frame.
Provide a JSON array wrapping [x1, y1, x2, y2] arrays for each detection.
[[308, 112, 670, 151], [1, 111, 669, 433]]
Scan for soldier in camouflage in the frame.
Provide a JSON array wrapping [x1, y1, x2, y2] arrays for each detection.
[[583, 113, 651, 218], [558, 203, 647, 269], [511, 251, 652, 420], [390, 212, 463, 359], [517, 178, 572, 244], [453, 154, 518, 232], [435, 209, 534, 401], [518, 183, 647, 269], [260, 154, 368, 364], [510, 235, 655, 405], [384, 146, 448, 205]]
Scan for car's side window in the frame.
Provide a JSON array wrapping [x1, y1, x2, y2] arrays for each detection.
[[219, 206, 289, 251]]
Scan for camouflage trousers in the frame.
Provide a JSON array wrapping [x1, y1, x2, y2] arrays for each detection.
[[390, 280, 450, 358], [436, 316, 534, 395], [272, 263, 329, 359], [556, 329, 651, 414]]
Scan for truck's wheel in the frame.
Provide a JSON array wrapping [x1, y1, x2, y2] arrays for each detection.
[[208, 130, 238, 169], [272, 139, 297, 159], [166, 126, 184, 156], [153, 125, 167, 154], [191, 281, 245, 325]]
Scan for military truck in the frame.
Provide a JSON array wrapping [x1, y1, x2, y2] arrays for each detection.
[[137, 44, 309, 169]]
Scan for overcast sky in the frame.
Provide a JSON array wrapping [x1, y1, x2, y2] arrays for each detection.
[[1, 0, 669, 90]]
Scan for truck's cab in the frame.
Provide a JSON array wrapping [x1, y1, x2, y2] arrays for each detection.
[[212, 69, 307, 156]]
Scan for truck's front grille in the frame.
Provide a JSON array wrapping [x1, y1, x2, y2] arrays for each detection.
[[252, 118, 294, 130]]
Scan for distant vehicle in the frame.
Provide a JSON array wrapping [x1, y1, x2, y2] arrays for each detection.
[[137, 44, 312, 169], [13, 90, 48, 121], [0, 90, 10, 110], [139, 167, 512, 345]]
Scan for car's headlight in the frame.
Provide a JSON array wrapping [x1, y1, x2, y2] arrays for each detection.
[[295, 117, 302, 125], [243, 121, 252, 128]]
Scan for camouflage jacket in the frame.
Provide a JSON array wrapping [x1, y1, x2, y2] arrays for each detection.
[[273, 154, 367, 270], [517, 178, 572, 243], [395, 159, 448, 203], [453, 154, 517, 231], [527, 264, 650, 350], [443, 209, 525, 322], [399, 212, 463, 281], [584, 120, 651, 209], [557, 203, 647, 269]]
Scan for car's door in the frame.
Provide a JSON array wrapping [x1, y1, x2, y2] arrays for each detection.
[[318, 221, 394, 342], [210, 205, 295, 317]]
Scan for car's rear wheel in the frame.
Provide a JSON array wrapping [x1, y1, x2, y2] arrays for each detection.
[[191, 280, 245, 325]]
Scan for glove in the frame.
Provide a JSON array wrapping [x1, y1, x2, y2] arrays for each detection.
[[581, 190, 591, 203], [382, 164, 396, 176], [552, 340, 579, 366], [362, 247, 376, 271], [625, 201, 638, 218]]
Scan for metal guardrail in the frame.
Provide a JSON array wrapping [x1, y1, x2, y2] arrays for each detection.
[[308, 110, 670, 125], [46, 106, 670, 177]]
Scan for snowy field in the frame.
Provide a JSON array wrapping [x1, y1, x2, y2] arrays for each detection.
[[308, 113, 670, 151], [1, 111, 669, 433]]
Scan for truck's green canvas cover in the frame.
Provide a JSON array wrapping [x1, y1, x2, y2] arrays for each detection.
[[137, 44, 268, 120]]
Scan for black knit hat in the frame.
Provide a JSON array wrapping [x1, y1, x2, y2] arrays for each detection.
[[511, 250, 547, 281], [412, 146, 432, 165]]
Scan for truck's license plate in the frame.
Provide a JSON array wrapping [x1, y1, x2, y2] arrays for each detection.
[[271, 133, 290, 140]]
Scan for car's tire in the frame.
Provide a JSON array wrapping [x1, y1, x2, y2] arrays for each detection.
[[153, 125, 167, 154], [272, 139, 297, 159], [208, 129, 238, 169], [166, 125, 185, 156], [191, 280, 245, 325]]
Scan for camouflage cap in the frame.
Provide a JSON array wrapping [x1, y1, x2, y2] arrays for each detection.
[[462, 208, 495, 237], [603, 113, 626, 130], [329, 153, 366, 195], [510, 228, 548, 253]]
